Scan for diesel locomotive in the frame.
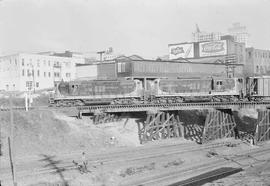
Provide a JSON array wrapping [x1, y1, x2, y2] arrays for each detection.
[[50, 76, 270, 106]]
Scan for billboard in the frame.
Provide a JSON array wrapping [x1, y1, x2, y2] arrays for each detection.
[[199, 40, 227, 57], [169, 43, 194, 59]]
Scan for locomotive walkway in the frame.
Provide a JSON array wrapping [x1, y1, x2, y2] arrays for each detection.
[[77, 101, 270, 113]]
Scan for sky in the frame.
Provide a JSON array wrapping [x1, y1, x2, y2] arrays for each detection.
[[0, 0, 270, 58]]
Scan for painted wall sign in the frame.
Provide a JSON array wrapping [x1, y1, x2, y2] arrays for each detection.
[[169, 43, 194, 59], [199, 40, 227, 57]]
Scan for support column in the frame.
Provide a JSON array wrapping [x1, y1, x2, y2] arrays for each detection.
[[202, 109, 236, 144], [255, 109, 270, 144], [77, 111, 82, 119], [137, 111, 183, 144]]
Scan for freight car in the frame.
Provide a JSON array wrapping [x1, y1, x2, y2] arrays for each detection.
[[52, 79, 143, 106], [246, 76, 270, 101], [151, 77, 244, 103]]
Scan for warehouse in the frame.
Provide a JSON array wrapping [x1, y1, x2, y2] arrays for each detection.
[[75, 56, 244, 90]]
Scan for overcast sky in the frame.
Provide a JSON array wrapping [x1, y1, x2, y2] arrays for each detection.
[[0, 0, 270, 58]]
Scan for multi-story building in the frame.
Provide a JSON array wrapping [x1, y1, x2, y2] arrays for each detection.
[[0, 53, 84, 91], [228, 22, 249, 47], [245, 48, 270, 76]]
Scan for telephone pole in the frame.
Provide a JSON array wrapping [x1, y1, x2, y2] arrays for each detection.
[[9, 93, 17, 186]]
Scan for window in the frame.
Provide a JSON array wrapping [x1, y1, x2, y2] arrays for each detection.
[[22, 69, 25, 76], [37, 70, 40, 77], [248, 52, 252, 58], [15, 59, 17, 66], [66, 73, 71, 77], [43, 60, 46, 66], [117, 62, 126, 72], [36, 82, 39, 88], [26, 81, 32, 90], [54, 72, 60, 77], [44, 72, 46, 77], [27, 69, 31, 77], [256, 65, 259, 73], [48, 61, 50, 66], [216, 81, 223, 85], [48, 72, 51, 77], [22, 58, 25, 66]]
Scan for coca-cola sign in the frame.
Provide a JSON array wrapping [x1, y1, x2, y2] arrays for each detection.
[[199, 40, 227, 57], [201, 42, 224, 53], [171, 47, 184, 55]]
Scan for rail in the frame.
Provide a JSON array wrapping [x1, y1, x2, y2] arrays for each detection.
[[77, 101, 270, 113]]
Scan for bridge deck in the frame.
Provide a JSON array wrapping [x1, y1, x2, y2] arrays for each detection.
[[77, 101, 270, 113]]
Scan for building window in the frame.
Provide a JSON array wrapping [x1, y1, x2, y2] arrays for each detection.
[[22, 58, 25, 66], [48, 61, 50, 66], [26, 81, 32, 90], [44, 72, 46, 77], [248, 52, 252, 59], [256, 65, 259, 73], [36, 82, 39, 88], [37, 70, 40, 77], [27, 69, 31, 77], [54, 72, 60, 77], [66, 73, 71, 77], [22, 69, 25, 76], [15, 59, 17, 65], [48, 72, 51, 77], [43, 60, 46, 66]]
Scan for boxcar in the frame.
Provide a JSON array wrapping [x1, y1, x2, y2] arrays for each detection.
[[247, 76, 270, 100]]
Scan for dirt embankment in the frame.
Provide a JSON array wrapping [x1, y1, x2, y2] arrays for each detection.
[[0, 109, 141, 158]]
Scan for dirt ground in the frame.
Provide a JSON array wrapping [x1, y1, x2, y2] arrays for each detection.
[[1, 108, 270, 186]]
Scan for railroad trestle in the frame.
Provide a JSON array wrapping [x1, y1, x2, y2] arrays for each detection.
[[75, 102, 270, 144]]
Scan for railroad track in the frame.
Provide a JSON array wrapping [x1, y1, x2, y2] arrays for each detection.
[[121, 145, 270, 186], [77, 101, 270, 112], [0, 140, 237, 182], [1, 100, 270, 112]]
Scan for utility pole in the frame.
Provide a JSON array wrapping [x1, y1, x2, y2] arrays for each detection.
[[0, 105, 2, 186], [9, 93, 17, 186]]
